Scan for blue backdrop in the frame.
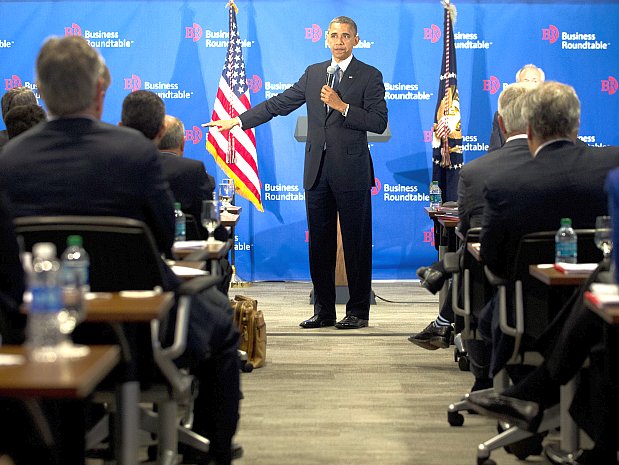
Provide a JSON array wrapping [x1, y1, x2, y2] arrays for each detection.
[[1, 0, 618, 281]]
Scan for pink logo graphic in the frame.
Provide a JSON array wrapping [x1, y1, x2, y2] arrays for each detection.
[[64, 23, 82, 37], [542, 25, 559, 44], [423, 24, 441, 43], [371, 178, 381, 196], [482, 76, 501, 95], [4, 75, 22, 90], [304, 24, 322, 43], [185, 23, 203, 42], [247, 74, 262, 94], [123, 74, 142, 92], [423, 130, 433, 143], [185, 126, 203, 145], [423, 227, 435, 247], [601, 76, 618, 95]]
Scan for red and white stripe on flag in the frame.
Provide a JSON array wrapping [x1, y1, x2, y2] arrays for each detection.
[[206, 1, 263, 212]]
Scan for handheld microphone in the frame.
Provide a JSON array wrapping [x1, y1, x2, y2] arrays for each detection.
[[326, 65, 337, 87]]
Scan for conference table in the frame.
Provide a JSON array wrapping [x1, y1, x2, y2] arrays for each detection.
[[172, 239, 232, 277]]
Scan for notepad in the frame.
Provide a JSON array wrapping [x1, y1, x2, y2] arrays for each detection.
[[553, 263, 598, 274]]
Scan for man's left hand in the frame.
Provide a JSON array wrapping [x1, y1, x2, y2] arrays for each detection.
[[320, 85, 346, 113]]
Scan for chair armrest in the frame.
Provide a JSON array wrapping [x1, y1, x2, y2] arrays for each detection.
[[484, 265, 507, 287], [178, 275, 223, 295], [444, 251, 460, 274]]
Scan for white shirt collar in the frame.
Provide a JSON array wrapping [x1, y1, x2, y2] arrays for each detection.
[[331, 55, 353, 73], [505, 134, 528, 143]]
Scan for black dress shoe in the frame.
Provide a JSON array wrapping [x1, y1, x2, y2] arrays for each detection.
[[466, 391, 541, 431], [299, 314, 336, 328], [408, 322, 452, 350], [181, 442, 244, 464], [335, 315, 368, 329], [419, 268, 446, 294]]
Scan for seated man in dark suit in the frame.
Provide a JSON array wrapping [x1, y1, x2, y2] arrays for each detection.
[[120, 92, 215, 238], [0, 86, 38, 150], [4, 104, 46, 139], [479, 81, 619, 378], [0, 36, 240, 465], [158, 114, 216, 237], [409, 82, 536, 360]]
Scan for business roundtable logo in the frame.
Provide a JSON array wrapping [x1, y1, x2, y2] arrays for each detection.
[[0, 38, 14, 49], [602, 76, 618, 95], [185, 126, 203, 145], [64, 23, 133, 48], [185, 23, 253, 48], [3, 74, 40, 99], [542, 24, 610, 50], [123, 74, 193, 100], [423, 24, 492, 49], [482, 75, 501, 95]]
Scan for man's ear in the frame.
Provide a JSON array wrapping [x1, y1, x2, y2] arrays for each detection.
[[498, 114, 507, 136]]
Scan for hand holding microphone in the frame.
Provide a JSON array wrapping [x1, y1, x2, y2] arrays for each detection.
[[321, 65, 345, 113]]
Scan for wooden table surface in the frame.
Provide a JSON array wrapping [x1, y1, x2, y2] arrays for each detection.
[[84, 291, 175, 322], [529, 264, 592, 286], [0, 345, 120, 398], [172, 239, 229, 260]]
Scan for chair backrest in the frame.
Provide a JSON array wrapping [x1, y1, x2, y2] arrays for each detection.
[[183, 213, 203, 241], [511, 229, 601, 341], [14, 216, 170, 292]]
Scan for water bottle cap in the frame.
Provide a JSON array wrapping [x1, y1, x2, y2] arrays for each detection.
[[174, 202, 182, 210], [32, 242, 56, 259], [67, 235, 83, 247], [560, 218, 572, 226]]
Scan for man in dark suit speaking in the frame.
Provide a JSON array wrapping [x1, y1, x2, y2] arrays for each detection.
[[207, 16, 388, 329]]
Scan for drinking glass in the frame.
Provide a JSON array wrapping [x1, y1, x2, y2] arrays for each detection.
[[219, 180, 234, 212], [201, 199, 221, 242], [594, 215, 612, 259]]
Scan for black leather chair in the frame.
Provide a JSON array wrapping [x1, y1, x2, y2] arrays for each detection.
[[13, 215, 215, 465], [470, 229, 601, 465]]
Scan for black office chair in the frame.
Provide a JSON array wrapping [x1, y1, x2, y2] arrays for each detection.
[[183, 213, 203, 241], [14, 216, 215, 465], [470, 229, 601, 465]]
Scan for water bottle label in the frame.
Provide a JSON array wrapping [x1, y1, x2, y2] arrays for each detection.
[[31, 286, 63, 313], [555, 242, 577, 262], [175, 220, 186, 241]]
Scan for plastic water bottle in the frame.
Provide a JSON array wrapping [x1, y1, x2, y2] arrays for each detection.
[[61, 235, 89, 330], [174, 202, 186, 242], [429, 181, 442, 210], [26, 242, 63, 362], [555, 218, 578, 264]]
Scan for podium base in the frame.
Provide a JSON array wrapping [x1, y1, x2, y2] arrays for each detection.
[[230, 266, 252, 288], [309, 286, 376, 305]]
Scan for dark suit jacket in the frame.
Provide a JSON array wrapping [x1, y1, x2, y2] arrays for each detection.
[[0, 192, 25, 343], [239, 56, 387, 191], [480, 140, 619, 279], [0, 117, 176, 253], [159, 151, 215, 232], [457, 137, 531, 237]]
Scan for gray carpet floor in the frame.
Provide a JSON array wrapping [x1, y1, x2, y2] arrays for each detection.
[[231, 281, 553, 465]]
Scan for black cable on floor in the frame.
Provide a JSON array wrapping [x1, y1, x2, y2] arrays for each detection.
[[373, 293, 438, 305]]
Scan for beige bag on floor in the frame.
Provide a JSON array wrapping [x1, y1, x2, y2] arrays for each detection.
[[231, 295, 266, 369]]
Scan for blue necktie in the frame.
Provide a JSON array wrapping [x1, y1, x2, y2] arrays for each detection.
[[332, 65, 341, 90]]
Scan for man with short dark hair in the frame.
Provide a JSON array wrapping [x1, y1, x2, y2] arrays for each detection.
[[0, 86, 38, 149], [121, 94, 215, 238], [4, 104, 46, 139]]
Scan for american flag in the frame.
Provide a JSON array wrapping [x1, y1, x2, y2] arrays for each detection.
[[206, 1, 263, 212]]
